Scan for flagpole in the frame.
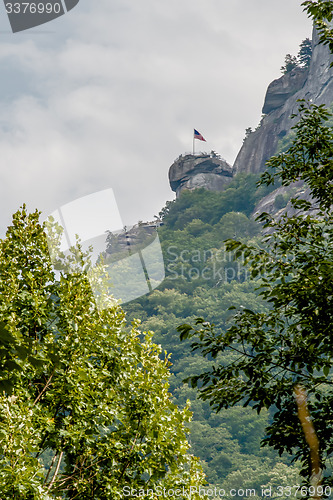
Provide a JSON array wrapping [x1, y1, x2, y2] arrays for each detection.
[[193, 129, 206, 155]]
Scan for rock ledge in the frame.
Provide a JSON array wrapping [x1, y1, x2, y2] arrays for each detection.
[[169, 152, 233, 197]]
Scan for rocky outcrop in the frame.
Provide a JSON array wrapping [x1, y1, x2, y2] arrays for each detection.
[[262, 67, 308, 115], [168, 27, 333, 199], [169, 152, 233, 197], [233, 26, 333, 174], [104, 221, 162, 257], [253, 181, 302, 217], [252, 181, 319, 227]]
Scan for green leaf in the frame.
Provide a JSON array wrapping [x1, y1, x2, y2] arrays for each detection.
[[323, 365, 330, 377]]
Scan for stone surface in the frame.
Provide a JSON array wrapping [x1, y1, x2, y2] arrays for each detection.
[[168, 26, 333, 200], [252, 181, 318, 230], [169, 153, 233, 197], [262, 67, 308, 114], [233, 26, 333, 175], [252, 181, 304, 218]]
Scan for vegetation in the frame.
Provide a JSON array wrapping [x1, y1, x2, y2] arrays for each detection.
[[281, 54, 299, 74], [2, 3, 333, 498], [124, 173, 302, 494], [282, 0, 333, 75], [159, 172, 275, 231], [281, 38, 312, 74], [298, 38, 313, 68], [302, 0, 333, 60], [178, 101, 333, 487], [0, 208, 204, 498]]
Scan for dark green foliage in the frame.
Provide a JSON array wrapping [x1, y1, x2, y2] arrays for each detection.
[[125, 176, 299, 487], [262, 100, 333, 209], [298, 38, 312, 68], [277, 101, 333, 154], [302, 1, 333, 63], [125, 280, 295, 489], [157, 211, 259, 293], [178, 101, 333, 485], [280, 37, 312, 75], [243, 127, 253, 142], [161, 173, 273, 231], [281, 54, 299, 74]]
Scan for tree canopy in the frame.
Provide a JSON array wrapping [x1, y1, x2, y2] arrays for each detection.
[[125, 181, 300, 491], [281, 54, 299, 74], [0, 207, 204, 499], [281, 38, 312, 75], [302, 0, 333, 60], [298, 38, 312, 68], [179, 100, 333, 487]]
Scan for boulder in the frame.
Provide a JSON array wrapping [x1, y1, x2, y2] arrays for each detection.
[[169, 153, 233, 197], [262, 67, 308, 114]]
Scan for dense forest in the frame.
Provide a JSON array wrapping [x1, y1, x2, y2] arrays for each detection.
[[123, 174, 302, 496], [122, 100, 333, 495]]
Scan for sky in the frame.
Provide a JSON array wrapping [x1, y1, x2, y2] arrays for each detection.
[[0, 0, 313, 234]]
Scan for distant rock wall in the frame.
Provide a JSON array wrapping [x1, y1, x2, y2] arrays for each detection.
[[233, 26, 333, 174], [169, 153, 233, 197], [262, 67, 308, 115], [168, 26, 333, 198]]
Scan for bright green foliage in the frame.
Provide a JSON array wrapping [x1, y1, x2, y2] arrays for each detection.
[[0, 207, 205, 499], [178, 101, 333, 485]]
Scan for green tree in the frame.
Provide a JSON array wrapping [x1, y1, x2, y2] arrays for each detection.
[[0, 207, 205, 499], [298, 38, 312, 68], [179, 101, 333, 486], [302, 1, 333, 60], [281, 54, 299, 74]]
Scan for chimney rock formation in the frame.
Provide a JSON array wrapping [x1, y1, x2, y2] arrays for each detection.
[[169, 152, 233, 198]]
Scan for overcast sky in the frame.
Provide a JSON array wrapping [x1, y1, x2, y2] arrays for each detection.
[[0, 0, 312, 235]]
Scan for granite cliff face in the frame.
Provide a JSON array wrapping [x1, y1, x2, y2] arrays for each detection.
[[261, 67, 308, 115], [233, 26, 333, 174], [169, 26, 333, 198], [169, 152, 233, 197]]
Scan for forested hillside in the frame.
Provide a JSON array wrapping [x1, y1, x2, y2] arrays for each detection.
[[124, 173, 301, 495], [2, 1, 333, 497]]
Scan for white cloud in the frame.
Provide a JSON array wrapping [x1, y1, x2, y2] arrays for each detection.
[[0, 0, 312, 233]]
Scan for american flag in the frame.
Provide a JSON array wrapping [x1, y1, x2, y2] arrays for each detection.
[[193, 129, 206, 141]]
